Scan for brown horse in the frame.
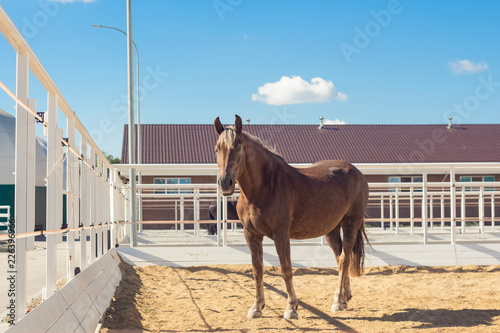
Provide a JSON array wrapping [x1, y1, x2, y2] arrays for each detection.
[[214, 115, 369, 320]]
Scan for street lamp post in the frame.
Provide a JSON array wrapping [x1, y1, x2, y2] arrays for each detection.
[[92, 23, 143, 234]]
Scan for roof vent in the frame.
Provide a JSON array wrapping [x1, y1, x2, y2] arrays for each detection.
[[319, 116, 324, 129], [447, 116, 453, 129], [246, 118, 250, 126]]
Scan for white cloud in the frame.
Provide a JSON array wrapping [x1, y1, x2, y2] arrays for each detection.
[[49, 0, 96, 3], [243, 34, 249, 39], [252, 76, 347, 106], [324, 118, 346, 125], [449, 59, 488, 75]]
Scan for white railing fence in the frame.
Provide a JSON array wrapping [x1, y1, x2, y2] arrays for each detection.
[[116, 163, 500, 248], [367, 181, 499, 244], [0, 5, 128, 324]]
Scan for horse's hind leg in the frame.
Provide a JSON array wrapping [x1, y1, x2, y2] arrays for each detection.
[[244, 229, 265, 318], [326, 225, 342, 266], [331, 216, 362, 312], [326, 224, 349, 312]]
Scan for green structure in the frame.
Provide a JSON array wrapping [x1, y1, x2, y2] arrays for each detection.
[[0, 109, 48, 231]]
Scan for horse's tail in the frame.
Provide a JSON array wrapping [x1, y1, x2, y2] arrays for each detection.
[[349, 218, 369, 277]]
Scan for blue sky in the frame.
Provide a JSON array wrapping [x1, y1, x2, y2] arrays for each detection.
[[1, 0, 499, 157]]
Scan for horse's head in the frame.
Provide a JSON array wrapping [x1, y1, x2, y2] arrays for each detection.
[[214, 115, 244, 196]]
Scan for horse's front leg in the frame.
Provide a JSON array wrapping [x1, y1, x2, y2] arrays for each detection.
[[273, 231, 299, 320], [244, 229, 265, 318]]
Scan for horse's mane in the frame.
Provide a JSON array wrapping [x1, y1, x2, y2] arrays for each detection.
[[222, 126, 285, 161]]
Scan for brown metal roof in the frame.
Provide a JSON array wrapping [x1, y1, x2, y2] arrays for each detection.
[[122, 124, 500, 164]]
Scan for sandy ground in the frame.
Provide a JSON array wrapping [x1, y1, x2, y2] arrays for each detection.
[[101, 262, 500, 333]]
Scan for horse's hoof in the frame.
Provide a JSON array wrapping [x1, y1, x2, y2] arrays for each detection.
[[283, 309, 298, 320], [331, 302, 346, 312], [247, 308, 262, 319]]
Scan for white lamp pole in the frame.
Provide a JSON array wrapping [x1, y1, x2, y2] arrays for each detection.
[[126, 0, 137, 246], [92, 19, 143, 236]]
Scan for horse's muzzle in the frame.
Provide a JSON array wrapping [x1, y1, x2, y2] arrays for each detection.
[[219, 177, 235, 196]]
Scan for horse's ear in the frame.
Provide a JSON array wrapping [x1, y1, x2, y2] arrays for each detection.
[[214, 117, 224, 135], [234, 114, 242, 134]]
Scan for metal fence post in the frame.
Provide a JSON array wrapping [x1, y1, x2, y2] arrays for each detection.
[[380, 196, 384, 230], [479, 186, 484, 234], [109, 171, 115, 249], [90, 146, 97, 263], [180, 196, 184, 232], [440, 193, 445, 230], [104, 168, 109, 251], [14, 52, 29, 320], [223, 195, 228, 247], [461, 187, 466, 234], [429, 195, 433, 230], [395, 189, 399, 234], [45, 93, 59, 300], [410, 186, 414, 235], [422, 172, 427, 245], [389, 195, 393, 231], [175, 200, 178, 230], [97, 176, 103, 258], [80, 137, 88, 270], [194, 190, 199, 237], [26, 98, 36, 251], [450, 167, 456, 245], [196, 189, 200, 237], [492, 195, 495, 231], [66, 118, 77, 281], [216, 175, 221, 247]]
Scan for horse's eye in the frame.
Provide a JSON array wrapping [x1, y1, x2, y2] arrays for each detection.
[[236, 146, 242, 152], [214, 147, 219, 153]]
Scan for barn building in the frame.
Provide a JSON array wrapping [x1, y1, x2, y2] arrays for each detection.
[[121, 121, 500, 229]]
